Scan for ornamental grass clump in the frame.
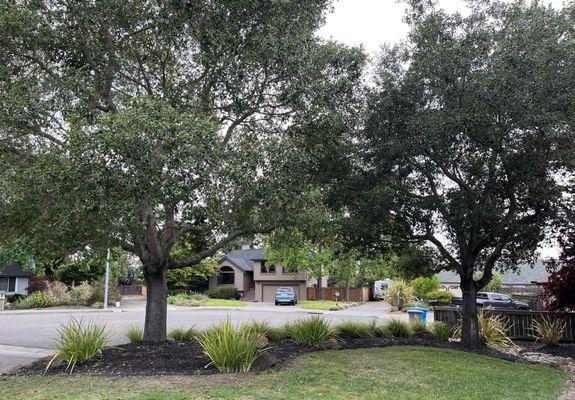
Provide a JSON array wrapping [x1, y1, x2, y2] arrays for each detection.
[[46, 318, 110, 374], [453, 308, 513, 347], [240, 320, 271, 337], [382, 318, 412, 338], [266, 326, 291, 342], [125, 325, 144, 343], [533, 316, 566, 346], [477, 310, 513, 347], [196, 319, 266, 373], [168, 327, 199, 341], [430, 322, 452, 342], [383, 280, 415, 309], [290, 316, 333, 346], [409, 320, 428, 333], [334, 321, 375, 339]]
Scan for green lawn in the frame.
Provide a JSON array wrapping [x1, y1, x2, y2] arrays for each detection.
[[299, 300, 347, 310], [199, 299, 246, 307], [179, 299, 246, 307], [0, 347, 568, 400]]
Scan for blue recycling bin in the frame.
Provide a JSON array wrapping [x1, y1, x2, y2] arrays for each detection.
[[407, 306, 428, 323]]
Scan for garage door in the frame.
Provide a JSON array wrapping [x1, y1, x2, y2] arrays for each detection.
[[262, 285, 300, 303]]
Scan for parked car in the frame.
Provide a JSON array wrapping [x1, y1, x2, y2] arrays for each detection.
[[275, 287, 297, 306], [450, 292, 529, 310]]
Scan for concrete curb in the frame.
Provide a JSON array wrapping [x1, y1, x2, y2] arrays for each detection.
[[0, 308, 122, 315]]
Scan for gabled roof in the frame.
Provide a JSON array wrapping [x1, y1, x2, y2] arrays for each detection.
[[219, 248, 265, 272], [0, 262, 35, 278], [438, 261, 550, 285]]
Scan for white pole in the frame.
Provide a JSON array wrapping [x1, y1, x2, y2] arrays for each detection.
[[103, 248, 110, 310]]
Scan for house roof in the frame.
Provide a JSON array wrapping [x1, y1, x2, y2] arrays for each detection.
[[438, 261, 549, 285], [219, 248, 265, 272], [0, 262, 35, 278]]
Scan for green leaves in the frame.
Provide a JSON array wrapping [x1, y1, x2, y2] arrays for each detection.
[[352, 0, 575, 277]]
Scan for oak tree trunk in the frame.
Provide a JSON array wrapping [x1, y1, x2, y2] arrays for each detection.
[[460, 277, 481, 348], [143, 266, 168, 341]]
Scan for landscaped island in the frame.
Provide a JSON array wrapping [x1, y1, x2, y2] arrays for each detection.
[[1, 346, 569, 400]]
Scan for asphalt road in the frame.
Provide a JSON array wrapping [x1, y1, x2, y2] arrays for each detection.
[[0, 299, 398, 372]]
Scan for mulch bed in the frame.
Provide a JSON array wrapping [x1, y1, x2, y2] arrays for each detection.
[[9, 332, 565, 377], [515, 340, 575, 359]]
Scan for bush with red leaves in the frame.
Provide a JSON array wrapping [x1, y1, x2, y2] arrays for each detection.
[[541, 233, 575, 312], [26, 276, 49, 293]]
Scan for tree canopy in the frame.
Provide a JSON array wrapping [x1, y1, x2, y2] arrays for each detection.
[[0, 0, 365, 340], [343, 0, 575, 347]]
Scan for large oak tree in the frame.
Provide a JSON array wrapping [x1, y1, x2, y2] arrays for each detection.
[[348, 0, 574, 347], [0, 0, 364, 340]]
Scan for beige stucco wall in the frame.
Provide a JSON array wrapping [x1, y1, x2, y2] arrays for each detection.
[[208, 260, 252, 292], [252, 261, 307, 281]]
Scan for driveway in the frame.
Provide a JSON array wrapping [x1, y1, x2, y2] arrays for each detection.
[[0, 298, 401, 373]]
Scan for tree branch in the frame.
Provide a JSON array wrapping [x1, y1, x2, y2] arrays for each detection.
[[170, 230, 246, 269]]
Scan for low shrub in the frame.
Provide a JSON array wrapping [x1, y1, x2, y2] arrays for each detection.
[[533, 316, 566, 346], [5, 294, 25, 303], [196, 319, 265, 373], [409, 320, 428, 333], [125, 325, 144, 343], [334, 321, 375, 338], [205, 288, 241, 300], [477, 310, 513, 347], [190, 293, 209, 302], [266, 326, 291, 342], [453, 308, 513, 347], [27, 276, 49, 293], [383, 280, 415, 309], [168, 327, 199, 341], [69, 282, 93, 306], [91, 302, 104, 309], [167, 294, 190, 305], [90, 278, 121, 305], [240, 320, 271, 337], [410, 276, 440, 300], [290, 316, 333, 346], [46, 318, 110, 374], [482, 273, 503, 292], [426, 290, 453, 306], [382, 319, 412, 338], [11, 291, 58, 309], [46, 281, 72, 304], [430, 322, 452, 341], [372, 324, 391, 338]]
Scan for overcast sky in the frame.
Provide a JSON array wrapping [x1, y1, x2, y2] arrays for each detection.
[[318, 0, 564, 258], [319, 0, 566, 56]]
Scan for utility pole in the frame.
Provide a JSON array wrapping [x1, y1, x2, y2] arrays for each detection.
[[103, 248, 110, 310]]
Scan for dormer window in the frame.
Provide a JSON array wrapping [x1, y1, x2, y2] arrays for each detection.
[[261, 261, 276, 274]]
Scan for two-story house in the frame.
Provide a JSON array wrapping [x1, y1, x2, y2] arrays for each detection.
[[208, 248, 325, 302]]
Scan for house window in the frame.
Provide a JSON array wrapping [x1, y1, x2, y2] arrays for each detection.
[[260, 262, 276, 274], [217, 266, 235, 285], [0, 277, 15, 292]]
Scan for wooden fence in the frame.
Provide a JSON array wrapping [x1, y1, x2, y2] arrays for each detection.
[[306, 287, 372, 302], [434, 306, 575, 342], [118, 285, 144, 296]]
